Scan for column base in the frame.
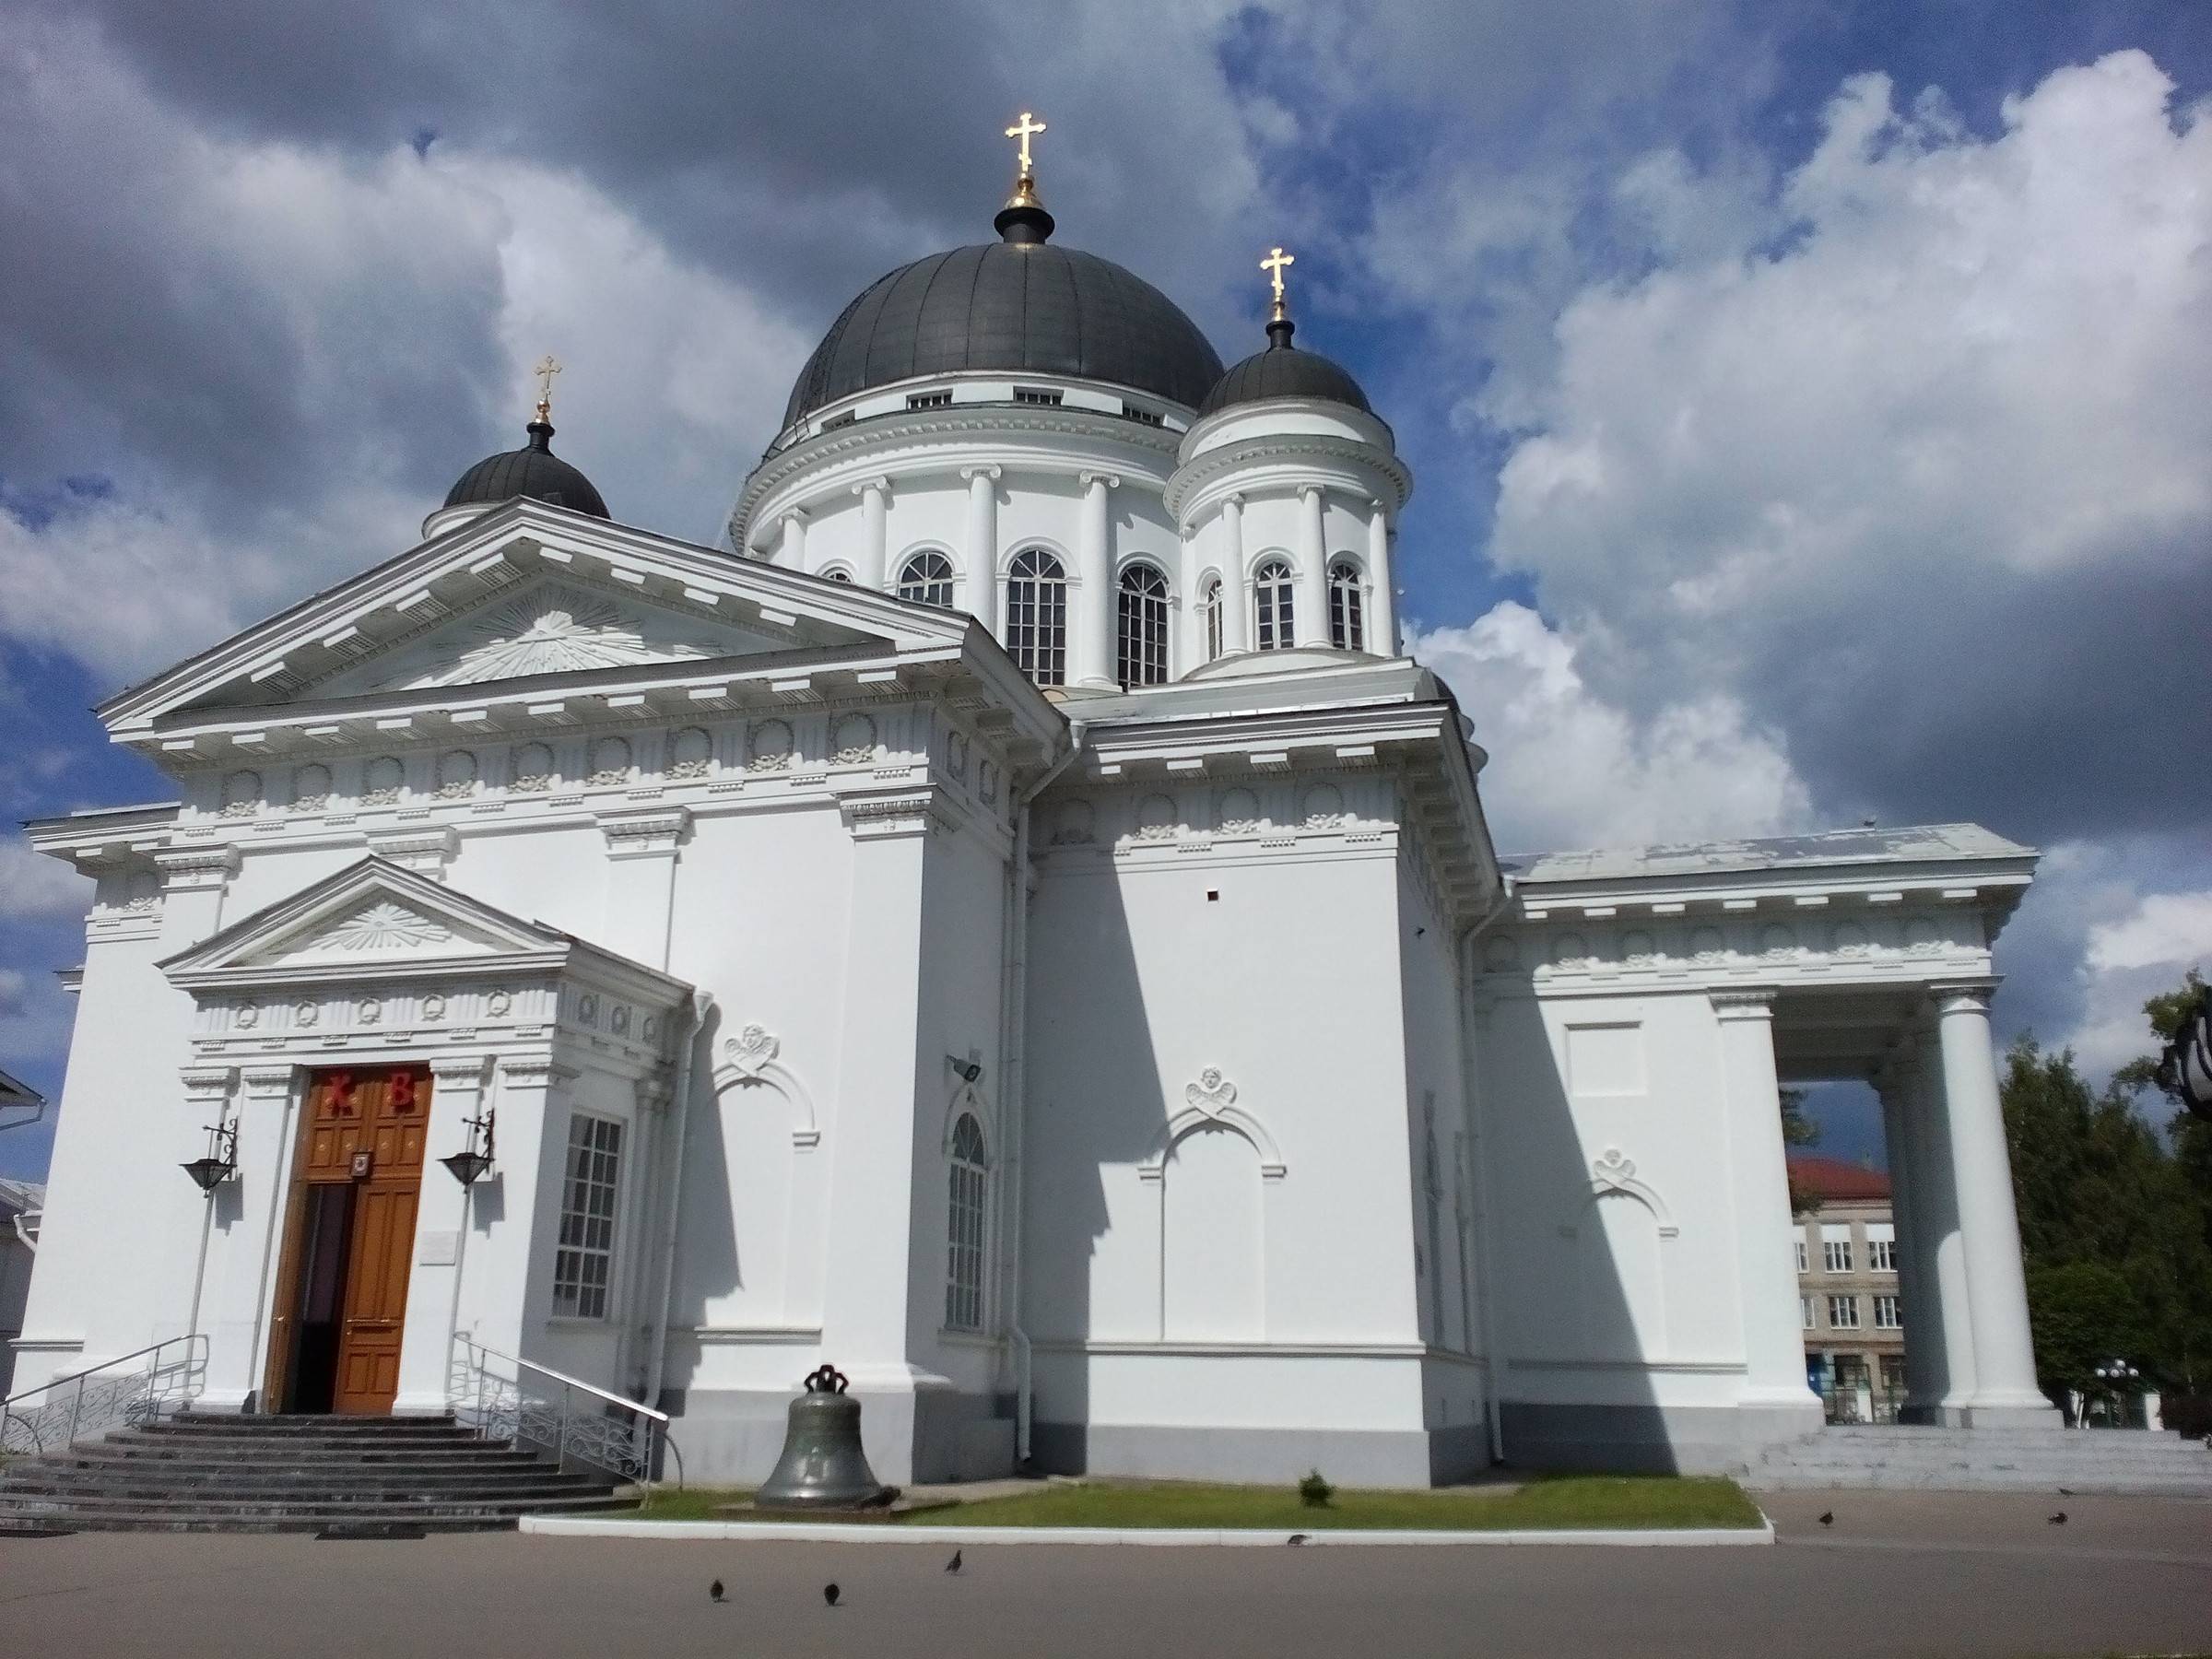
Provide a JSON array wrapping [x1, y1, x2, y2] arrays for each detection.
[[1959, 1398, 2065, 1430], [391, 1390, 459, 1418]]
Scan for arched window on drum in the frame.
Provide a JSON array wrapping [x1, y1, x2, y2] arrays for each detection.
[[1005, 548, 1067, 687], [1253, 558, 1295, 650], [1116, 562, 1170, 688], [897, 550, 955, 608], [1328, 560, 1365, 652]]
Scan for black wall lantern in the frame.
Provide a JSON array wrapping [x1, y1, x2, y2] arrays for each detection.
[[2155, 985, 2212, 1123], [181, 1114, 239, 1193], [440, 1107, 497, 1187]]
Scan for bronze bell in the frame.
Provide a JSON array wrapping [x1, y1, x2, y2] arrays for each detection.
[[755, 1364, 895, 1510]]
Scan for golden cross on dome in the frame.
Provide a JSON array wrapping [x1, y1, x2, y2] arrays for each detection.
[[1005, 110, 1046, 178], [1261, 246, 1295, 316], [532, 354, 562, 421]]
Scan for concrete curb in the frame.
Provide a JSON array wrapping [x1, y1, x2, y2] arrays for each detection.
[[519, 1514, 1777, 1547]]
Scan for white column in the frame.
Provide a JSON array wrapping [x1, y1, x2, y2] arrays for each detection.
[[1073, 472, 1118, 689], [1297, 485, 1329, 648], [178, 1064, 241, 1404], [1712, 991, 1824, 1418], [597, 806, 689, 970], [963, 465, 1000, 632], [1367, 502, 1397, 654], [1220, 495, 1251, 654], [854, 477, 890, 591], [1932, 981, 2061, 1425], [1877, 1055, 1943, 1419], [392, 1055, 489, 1416], [778, 509, 808, 571], [1904, 1030, 1979, 1416], [465, 1055, 571, 1360]]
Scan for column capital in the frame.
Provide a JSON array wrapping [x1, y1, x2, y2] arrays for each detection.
[[238, 1064, 298, 1096], [850, 475, 892, 499], [779, 506, 809, 527], [428, 1054, 490, 1086], [1710, 987, 1780, 1020], [498, 1056, 575, 1090], [1078, 470, 1120, 492], [1299, 482, 1325, 504], [597, 805, 691, 861], [367, 824, 458, 877], [1928, 978, 2001, 1015], [156, 846, 241, 891], [180, 1064, 238, 1099], [960, 464, 1002, 482]]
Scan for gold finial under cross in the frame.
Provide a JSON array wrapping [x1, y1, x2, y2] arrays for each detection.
[[532, 354, 562, 421], [1261, 246, 1295, 319], [1005, 110, 1046, 179]]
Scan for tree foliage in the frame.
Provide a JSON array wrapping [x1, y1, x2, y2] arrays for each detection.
[[2002, 970, 2212, 1398]]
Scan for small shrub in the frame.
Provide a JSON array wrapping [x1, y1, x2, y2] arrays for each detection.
[[1298, 1468, 1334, 1508]]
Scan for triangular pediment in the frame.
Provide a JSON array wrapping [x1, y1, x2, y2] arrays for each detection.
[[103, 498, 975, 734], [162, 856, 568, 983]]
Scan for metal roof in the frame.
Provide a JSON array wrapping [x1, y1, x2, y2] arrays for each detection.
[[442, 421, 609, 519], [1197, 324, 1371, 417], [1504, 823, 2035, 886], [782, 241, 1225, 427]]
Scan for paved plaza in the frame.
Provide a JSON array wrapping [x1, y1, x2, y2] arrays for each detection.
[[1, 1490, 2206, 1657]]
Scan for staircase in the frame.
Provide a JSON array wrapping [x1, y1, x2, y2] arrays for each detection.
[[0, 1413, 630, 1535], [1744, 1424, 2212, 1496]]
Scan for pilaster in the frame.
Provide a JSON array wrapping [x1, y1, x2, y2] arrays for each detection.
[[597, 806, 690, 970], [393, 1055, 491, 1416], [154, 846, 241, 952], [1297, 485, 1329, 649]]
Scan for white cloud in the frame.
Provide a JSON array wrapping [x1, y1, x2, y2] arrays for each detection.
[[1410, 602, 1811, 853], [2068, 885, 2212, 1079], [1480, 52, 2212, 841], [2087, 891, 2212, 976], [0, 839, 94, 923]]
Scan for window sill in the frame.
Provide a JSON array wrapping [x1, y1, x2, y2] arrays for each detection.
[[936, 1327, 1000, 1348], [544, 1315, 612, 1329]]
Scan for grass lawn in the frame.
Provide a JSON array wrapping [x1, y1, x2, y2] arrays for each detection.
[[613, 1475, 1763, 1531]]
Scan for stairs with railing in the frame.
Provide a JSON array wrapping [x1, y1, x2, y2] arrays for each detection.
[[1743, 1423, 2212, 1494], [0, 1413, 629, 1534]]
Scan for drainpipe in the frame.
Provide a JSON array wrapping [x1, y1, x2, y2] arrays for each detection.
[[1001, 718, 1083, 1466], [1456, 879, 1515, 1466], [643, 990, 712, 1429]]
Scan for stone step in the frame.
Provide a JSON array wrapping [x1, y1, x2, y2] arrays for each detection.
[[0, 1493, 626, 1536], [0, 1483, 617, 1516], [0, 1471, 614, 1501]]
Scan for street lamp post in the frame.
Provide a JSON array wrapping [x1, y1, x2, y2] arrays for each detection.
[[2093, 1359, 2142, 1429]]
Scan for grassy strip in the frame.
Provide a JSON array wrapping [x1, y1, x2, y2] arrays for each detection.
[[613, 1475, 1763, 1532]]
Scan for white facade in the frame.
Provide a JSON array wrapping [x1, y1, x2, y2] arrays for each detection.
[[9, 228, 2058, 1484]]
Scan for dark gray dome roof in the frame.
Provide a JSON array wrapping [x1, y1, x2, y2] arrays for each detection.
[[443, 421, 609, 519], [783, 241, 1225, 428], [1197, 318, 1371, 418]]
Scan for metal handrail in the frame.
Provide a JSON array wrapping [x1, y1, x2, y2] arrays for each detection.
[[449, 1334, 680, 1489], [2, 1333, 206, 1456]]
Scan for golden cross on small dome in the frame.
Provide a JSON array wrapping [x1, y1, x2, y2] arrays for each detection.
[[532, 354, 562, 421], [1261, 246, 1295, 318], [1005, 110, 1046, 178]]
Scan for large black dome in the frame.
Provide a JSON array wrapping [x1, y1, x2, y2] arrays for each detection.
[[1197, 318, 1371, 418], [443, 420, 609, 519], [782, 241, 1225, 429]]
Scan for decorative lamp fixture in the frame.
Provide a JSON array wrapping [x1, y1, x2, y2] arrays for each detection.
[[440, 1107, 497, 1187], [2154, 985, 2212, 1122], [181, 1114, 239, 1193], [947, 1055, 983, 1085]]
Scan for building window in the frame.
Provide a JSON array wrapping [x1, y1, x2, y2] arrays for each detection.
[[1821, 1224, 1853, 1274], [1253, 559, 1295, 650], [1866, 1223, 1896, 1273], [822, 411, 858, 430], [822, 568, 853, 583], [907, 390, 953, 409], [1328, 560, 1365, 651], [1005, 548, 1067, 687], [1801, 1296, 1815, 1331], [1122, 403, 1164, 426], [1794, 1237, 1808, 1274], [1013, 387, 1063, 406], [897, 550, 956, 608], [946, 1113, 988, 1332], [552, 1114, 623, 1320], [1872, 1293, 1901, 1330], [1828, 1294, 1861, 1330], [1116, 562, 1170, 688], [1201, 578, 1223, 661]]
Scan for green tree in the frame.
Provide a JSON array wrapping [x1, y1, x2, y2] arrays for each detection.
[[2002, 970, 2212, 1398]]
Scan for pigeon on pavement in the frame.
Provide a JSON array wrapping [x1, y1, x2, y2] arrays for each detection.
[[946, 1550, 963, 1574], [710, 1579, 724, 1604], [824, 1583, 841, 1607], [1818, 1512, 1834, 1526], [2048, 1512, 2067, 1525], [1287, 1533, 1311, 1546]]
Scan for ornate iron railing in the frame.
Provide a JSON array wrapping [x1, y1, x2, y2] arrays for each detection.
[[449, 1335, 681, 1489], [2, 1334, 206, 1456]]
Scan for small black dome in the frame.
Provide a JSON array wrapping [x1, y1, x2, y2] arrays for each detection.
[[1197, 317, 1371, 418], [442, 420, 609, 519], [783, 241, 1224, 429]]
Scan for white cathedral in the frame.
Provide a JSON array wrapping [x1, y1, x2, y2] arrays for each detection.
[[12, 139, 2059, 1488]]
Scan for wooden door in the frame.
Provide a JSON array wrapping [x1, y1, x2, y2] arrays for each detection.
[[267, 1065, 429, 1415]]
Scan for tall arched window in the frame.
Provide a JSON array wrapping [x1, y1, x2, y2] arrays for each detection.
[[1005, 548, 1067, 686], [1253, 559, 1295, 650], [897, 550, 955, 607], [1200, 577, 1224, 661], [1116, 562, 1170, 688], [946, 1113, 989, 1332], [1329, 560, 1365, 651]]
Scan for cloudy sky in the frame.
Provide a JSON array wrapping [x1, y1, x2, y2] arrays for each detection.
[[2, 1, 2207, 1179]]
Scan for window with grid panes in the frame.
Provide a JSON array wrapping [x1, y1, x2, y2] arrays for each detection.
[[897, 550, 956, 608], [1828, 1294, 1861, 1329], [1201, 578, 1223, 661], [1005, 548, 1066, 686], [552, 1114, 623, 1319], [1328, 560, 1365, 650], [1116, 562, 1170, 688], [1253, 559, 1295, 649], [946, 1114, 988, 1331], [1822, 1223, 1853, 1273], [1866, 1223, 1896, 1272], [1872, 1293, 1901, 1329]]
